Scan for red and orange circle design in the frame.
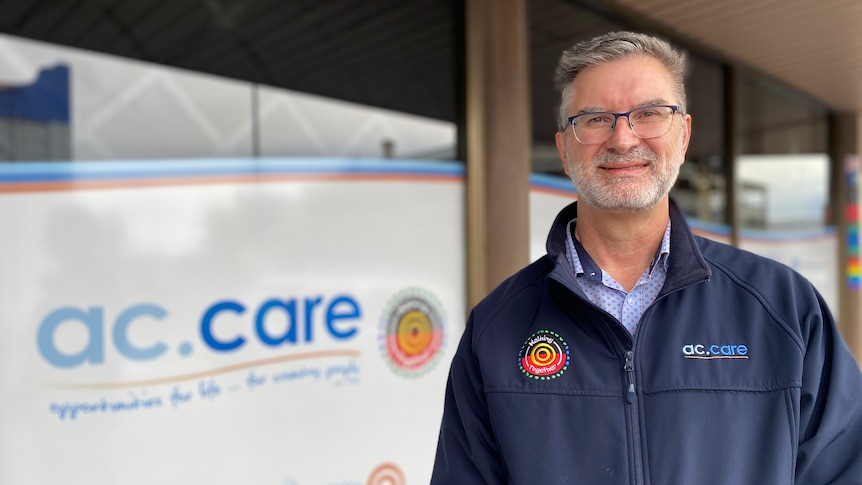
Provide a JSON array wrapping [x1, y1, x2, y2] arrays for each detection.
[[519, 329, 569, 380], [380, 288, 446, 377]]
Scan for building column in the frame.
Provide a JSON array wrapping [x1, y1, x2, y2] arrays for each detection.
[[463, 0, 532, 309], [723, 65, 740, 246]]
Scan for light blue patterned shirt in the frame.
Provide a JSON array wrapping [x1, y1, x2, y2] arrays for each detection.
[[564, 219, 671, 335]]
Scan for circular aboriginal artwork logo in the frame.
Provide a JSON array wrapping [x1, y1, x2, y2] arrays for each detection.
[[519, 330, 569, 380], [366, 462, 405, 485], [379, 288, 446, 377]]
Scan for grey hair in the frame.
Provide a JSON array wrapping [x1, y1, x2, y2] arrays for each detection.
[[556, 31, 688, 129]]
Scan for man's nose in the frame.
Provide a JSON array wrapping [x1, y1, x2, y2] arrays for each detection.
[[607, 116, 641, 151]]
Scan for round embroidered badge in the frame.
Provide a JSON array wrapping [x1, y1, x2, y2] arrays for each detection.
[[519, 330, 569, 380]]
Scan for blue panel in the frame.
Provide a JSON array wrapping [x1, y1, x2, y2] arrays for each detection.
[[0, 65, 70, 122]]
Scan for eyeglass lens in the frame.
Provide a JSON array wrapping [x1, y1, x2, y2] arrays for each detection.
[[573, 106, 676, 144]]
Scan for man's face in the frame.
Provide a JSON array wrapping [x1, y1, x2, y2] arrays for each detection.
[[555, 55, 692, 213]]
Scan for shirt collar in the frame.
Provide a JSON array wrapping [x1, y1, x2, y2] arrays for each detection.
[[565, 218, 672, 281]]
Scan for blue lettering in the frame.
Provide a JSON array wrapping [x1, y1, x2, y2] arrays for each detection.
[[255, 299, 298, 345], [304, 297, 322, 342], [38, 293, 364, 364], [201, 300, 246, 351], [113, 304, 168, 360], [683, 342, 750, 358], [326, 296, 361, 339], [37, 307, 104, 368]]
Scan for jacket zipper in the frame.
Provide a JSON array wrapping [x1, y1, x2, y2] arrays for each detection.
[[622, 279, 707, 484], [550, 276, 709, 484], [625, 349, 645, 485]]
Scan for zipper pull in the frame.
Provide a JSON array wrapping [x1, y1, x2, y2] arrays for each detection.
[[624, 350, 635, 404]]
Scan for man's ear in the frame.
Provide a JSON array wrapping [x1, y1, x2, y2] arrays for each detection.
[[555, 130, 570, 176], [680, 112, 692, 157]]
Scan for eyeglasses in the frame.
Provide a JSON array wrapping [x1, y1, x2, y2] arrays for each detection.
[[565, 105, 682, 145]]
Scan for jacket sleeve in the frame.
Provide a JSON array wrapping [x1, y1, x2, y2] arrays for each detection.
[[794, 289, 862, 484], [431, 311, 506, 484]]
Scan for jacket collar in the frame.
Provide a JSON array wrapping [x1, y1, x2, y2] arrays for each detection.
[[545, 198, 711, 295]]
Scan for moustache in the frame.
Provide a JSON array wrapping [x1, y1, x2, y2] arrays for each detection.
[[592, 148, 659, 165]]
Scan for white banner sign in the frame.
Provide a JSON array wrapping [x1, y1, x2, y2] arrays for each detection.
[[0, 159, 465, 485]]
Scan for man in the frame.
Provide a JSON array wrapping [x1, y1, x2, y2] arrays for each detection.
[[431, 31, 862, 484]]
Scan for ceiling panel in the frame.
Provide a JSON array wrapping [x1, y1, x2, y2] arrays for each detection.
[[614, 0, 862, 111], [0, 0, 460, 122]]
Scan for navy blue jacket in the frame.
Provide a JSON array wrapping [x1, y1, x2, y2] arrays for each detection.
[[432, 200, 862, 484]]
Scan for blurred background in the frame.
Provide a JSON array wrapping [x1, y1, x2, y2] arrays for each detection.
[[0, 1, 860, 483]]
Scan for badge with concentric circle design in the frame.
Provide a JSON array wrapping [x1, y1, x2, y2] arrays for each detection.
[[380, 288, 446, 378], [519, 329, 569, 380]]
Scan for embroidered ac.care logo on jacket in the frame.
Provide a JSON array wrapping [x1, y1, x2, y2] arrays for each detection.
[[519, 330, 569, 380], [681, 342, 749, 359]]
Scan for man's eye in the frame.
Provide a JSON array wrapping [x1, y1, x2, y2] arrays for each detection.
[[583, 115, 612, 125], [633, 109, 660, 120]]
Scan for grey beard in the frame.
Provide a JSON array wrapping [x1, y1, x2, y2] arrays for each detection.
[[567, 147, 678, 213]]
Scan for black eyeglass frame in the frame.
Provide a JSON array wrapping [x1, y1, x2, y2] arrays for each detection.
[[564, 104, 683, 144]]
